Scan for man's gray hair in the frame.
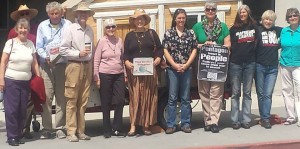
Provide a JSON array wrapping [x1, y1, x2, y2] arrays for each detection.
[[46, 1, 63, 13]]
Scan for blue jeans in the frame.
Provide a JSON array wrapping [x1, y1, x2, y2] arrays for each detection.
[[255, 63, 278, 120], [229, 62, 255, 124], [166, 68, 192, 128]]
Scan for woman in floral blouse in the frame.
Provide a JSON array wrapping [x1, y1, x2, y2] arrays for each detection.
[[162, 8, 197, 134]]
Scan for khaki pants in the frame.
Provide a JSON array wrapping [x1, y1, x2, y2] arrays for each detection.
[[40, 63, 67, 130], [198, 80, 224, 126], [65, 62, 92, 135]]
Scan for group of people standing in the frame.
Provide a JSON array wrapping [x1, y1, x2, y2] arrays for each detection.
[[0, 0, 300, 146]]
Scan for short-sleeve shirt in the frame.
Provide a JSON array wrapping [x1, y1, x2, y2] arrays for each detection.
[[279, 25, 300, 67], [162, 27, 198, 64], [192, 22, 229, 45], [3, 38, 36, 80]]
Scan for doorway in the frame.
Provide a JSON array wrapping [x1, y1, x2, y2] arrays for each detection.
[[243, 0, 275, 24]]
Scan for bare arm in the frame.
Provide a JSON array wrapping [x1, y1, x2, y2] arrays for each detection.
[[0, 53, 9, 91]]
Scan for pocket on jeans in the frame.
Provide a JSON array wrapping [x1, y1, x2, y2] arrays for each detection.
[[64, 82, 76, 98]]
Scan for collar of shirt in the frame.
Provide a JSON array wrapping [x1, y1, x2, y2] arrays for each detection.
[[74, 23, 90, 32], [287, 25, 300, 33], [46, 19, 65, 29]]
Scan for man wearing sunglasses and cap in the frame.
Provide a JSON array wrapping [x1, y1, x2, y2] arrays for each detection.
[[60, 2, 94, 142], [6, 4, 39, 140]]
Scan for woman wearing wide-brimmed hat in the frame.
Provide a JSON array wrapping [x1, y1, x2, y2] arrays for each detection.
[[124, 8, 163, 136], [8, 5, 38, 43]]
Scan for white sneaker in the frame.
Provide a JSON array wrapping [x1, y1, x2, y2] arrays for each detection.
[[56, 130, 66, 139]]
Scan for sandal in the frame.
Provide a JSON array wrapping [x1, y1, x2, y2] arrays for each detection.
[[127, 131, 136, 137], [283, 120, 296, 125]]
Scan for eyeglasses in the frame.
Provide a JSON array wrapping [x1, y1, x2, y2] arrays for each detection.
[[20, 12, 30, 16], [288, 14, 299, 19], [205, 8, 216, 12], [105, 25, 116, 29]]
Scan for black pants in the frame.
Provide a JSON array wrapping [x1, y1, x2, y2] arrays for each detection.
[[99, 73, 125, 133]]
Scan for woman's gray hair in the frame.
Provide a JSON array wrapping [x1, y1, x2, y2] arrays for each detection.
[[205, 1, 217, 10], [261, 10, 277, 21], [14, 18, 30, 31], [46, 1, 63, 13], [285, 8, 299, 23]]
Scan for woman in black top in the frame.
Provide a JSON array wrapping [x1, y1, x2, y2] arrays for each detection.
[[255, 10, 281, 129], [229, 5, 258, 130], [124, 8, 163, 136]]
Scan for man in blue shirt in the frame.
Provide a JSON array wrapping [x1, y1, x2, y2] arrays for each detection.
[[36, 1, 71, 139]]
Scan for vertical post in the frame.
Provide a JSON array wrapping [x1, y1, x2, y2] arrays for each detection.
[[150, 15, 156, 30], [158, 5, 165, 42], [96, 18, 103, 40]]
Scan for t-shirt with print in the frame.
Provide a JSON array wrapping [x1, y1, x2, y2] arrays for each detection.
[[162, 27, 198, 65], [230, 24, 258, 64], [3, 38, 36, 81], [256, 26, 282, 66]]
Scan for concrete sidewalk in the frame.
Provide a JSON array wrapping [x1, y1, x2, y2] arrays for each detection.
[[1, 89, 300, 149]]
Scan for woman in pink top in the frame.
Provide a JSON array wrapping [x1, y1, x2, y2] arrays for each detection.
[[93, 18, 126, 138]]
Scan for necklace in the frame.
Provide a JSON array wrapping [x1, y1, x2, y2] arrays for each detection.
[[106, 36, 117, 53], [135, 32, 145, 52]]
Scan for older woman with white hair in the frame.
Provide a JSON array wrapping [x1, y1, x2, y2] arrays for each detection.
[[192, 2, 230, 133], [255, 10, 282, 129], [94, 18, 126, 138]]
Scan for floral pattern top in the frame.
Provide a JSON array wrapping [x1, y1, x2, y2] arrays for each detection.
[[162, 27, 198, 65]]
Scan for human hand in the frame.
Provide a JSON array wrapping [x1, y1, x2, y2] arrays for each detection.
[[79, 49, 90, 57], [153, 57, 161, 66], [125, 61, 134, 70], [96, 80, 100, 89], [0, 80, 5, 92]]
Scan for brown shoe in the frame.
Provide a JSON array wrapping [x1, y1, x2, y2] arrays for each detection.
[[165, 127, 176, 134], [181, 126, 192, 133], [77, 134, 91, 140]]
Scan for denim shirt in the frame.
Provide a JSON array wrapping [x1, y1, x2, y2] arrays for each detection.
[[36, 19, 72, 64], [279, 25, 300, 67]]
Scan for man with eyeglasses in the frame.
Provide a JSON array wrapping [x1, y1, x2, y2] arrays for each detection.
[[7, 4, 39, 140], [36, 2, 72, 139]]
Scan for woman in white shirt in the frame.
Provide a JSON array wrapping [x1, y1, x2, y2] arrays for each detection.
[[0, 18, 40, 146]]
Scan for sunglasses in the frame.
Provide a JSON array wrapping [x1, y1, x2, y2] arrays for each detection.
[[288, 14, 299, 19], [205, 8, 216, 12], [105, 25, 116, 29], [20, 12, 30, 16]]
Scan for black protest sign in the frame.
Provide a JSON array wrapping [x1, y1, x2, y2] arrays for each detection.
[[197, 44, 229, 82]]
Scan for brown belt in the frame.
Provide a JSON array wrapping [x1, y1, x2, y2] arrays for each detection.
[[68, 60, 90, 64]]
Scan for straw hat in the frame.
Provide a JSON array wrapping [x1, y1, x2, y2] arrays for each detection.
[[129, 8, 151, 26], [73, 2, 95, 17], [10, 5, 38, 21]]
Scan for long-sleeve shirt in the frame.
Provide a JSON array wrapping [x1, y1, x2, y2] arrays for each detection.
[[60, 23, 94, 61], [93, 35, 124, 81], [124, 29, 163, 62], [279, 25, 300, 67], [36, 19, 72, 63], [230, 25, 258, 64]]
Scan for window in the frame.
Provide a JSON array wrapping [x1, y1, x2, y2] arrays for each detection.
[[186, 15, 198, 29]]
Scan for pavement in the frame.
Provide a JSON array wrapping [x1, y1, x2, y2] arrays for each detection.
[[1, 82, 300, 148]]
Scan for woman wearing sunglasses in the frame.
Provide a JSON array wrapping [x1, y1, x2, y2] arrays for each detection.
[[192, 2, 230, 133], [279, 8, 300, 125], [93, 18, 126, 138]]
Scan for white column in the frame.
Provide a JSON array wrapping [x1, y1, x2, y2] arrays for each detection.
[[238, 0, 243, 8], [150, 15, 156, 30], [96, 18, 103, 40], [158, 5, 165, 42]]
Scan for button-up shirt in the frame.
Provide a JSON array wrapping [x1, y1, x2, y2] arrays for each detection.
[[60, 23, 94, 61], [280, 25, 300, 67], [36, 19, 72, 63]]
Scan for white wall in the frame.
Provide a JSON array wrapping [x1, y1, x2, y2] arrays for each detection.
[[275, 0, 300, 27]]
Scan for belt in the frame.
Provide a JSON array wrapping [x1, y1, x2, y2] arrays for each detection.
[[68, 60, 90, 64]]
